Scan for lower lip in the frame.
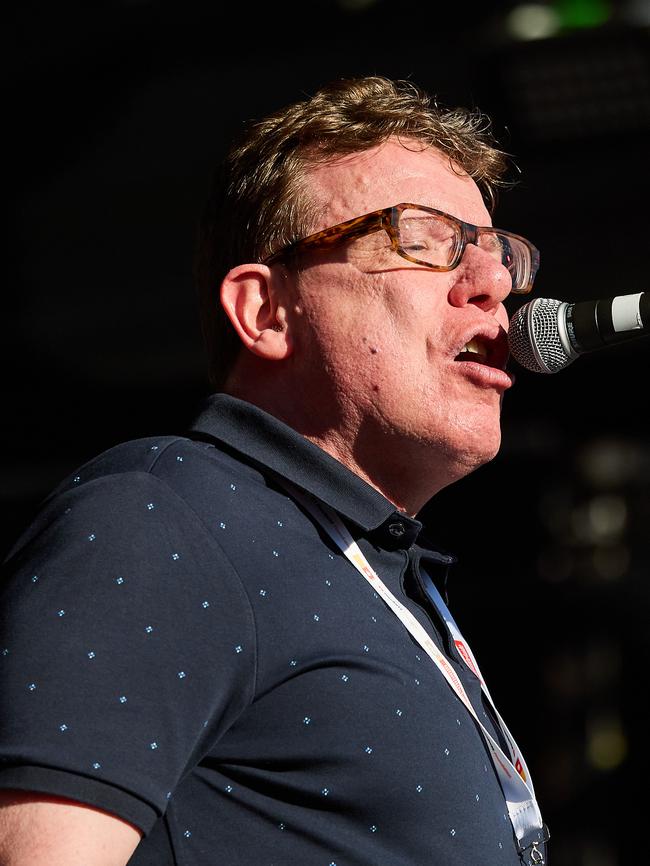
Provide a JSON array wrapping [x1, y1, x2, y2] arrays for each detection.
[[453, 359, 514, 391]]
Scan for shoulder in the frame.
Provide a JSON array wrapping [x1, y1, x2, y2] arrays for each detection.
[[46, 434, 221, 497], [2, 433, 261, 576], [44, 432, 265, 512], [1, 433, 259, 669]]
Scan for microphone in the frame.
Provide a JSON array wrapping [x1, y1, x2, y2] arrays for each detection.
[[508, 292, 649, 373]]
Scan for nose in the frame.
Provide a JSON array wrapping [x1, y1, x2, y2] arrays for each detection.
[[446, 243, 512, 311]]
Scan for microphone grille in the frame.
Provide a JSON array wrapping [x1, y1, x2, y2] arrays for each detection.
[[508, 298, 573, 374]]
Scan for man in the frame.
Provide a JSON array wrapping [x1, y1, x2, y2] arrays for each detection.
[[0, 76, 548, 864]]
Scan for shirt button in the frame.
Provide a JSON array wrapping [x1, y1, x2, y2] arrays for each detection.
[[388, 521, 406, 537]]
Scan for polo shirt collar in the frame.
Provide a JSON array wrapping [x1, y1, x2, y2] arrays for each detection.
[[189, 393, 423, 545]]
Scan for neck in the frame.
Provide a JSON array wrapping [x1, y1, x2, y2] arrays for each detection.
[[224, 371, 475, 517], [301, 427, 467, 517]]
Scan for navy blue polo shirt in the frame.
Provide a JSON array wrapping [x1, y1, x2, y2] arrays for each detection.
[[0, 394, 545, 865]]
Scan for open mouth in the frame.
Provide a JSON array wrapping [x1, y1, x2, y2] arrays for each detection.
[[453, 335, 509, 371]]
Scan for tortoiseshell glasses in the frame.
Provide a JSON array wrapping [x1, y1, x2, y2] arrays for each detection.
[[263, 203, 540, 295]]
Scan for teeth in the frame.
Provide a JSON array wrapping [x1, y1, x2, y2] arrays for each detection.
[[462, 338, 487, 356]]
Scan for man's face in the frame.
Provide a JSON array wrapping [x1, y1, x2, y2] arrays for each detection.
[[284, 138, 514, 494]]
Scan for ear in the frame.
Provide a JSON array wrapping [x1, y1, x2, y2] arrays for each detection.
[[220, 264, 293, 361]]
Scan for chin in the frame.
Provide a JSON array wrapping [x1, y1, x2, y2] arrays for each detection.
[[458, 445, 500, 477], [449, 423, 502, 474]]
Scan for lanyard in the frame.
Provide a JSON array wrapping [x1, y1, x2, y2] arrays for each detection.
[[286, 483, 548, 864], [418, 568, 533, 787]]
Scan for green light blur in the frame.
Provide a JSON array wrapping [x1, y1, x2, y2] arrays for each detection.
[[553, 0, 612, 29]]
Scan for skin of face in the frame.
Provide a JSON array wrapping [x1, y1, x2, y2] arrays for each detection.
[[272, 138, 514, 514], [223, 137, 515, 515]]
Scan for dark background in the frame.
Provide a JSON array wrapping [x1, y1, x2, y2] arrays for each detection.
[[4, 2, 650, 864]]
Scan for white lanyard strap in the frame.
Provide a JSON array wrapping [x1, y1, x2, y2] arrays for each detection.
[[418, 568, 535, 791], [287, 483, 547, 862]]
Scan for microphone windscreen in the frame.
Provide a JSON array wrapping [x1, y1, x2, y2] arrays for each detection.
[[508, 298, 574, 374]]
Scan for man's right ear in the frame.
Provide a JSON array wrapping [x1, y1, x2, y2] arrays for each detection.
[[220, 264, 293, 361]]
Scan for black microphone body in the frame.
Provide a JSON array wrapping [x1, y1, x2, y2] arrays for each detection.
[[508, 292, 649, 373]]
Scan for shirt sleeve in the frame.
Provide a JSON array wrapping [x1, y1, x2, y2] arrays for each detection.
[[0, 470, 257, 833]]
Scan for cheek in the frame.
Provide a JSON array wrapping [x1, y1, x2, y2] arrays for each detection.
[[298, 269, 389, 349], [296, 270, 448, 391]]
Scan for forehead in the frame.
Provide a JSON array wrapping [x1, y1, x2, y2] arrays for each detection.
[[306, 138, 492, 229]]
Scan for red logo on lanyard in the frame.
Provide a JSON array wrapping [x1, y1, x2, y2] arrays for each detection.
[[454, 640, 481, 681], [515, 757, 527, 782]]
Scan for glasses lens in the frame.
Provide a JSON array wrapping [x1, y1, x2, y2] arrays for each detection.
[[479, 230, 532, 293], [399, 209, 460, 267], [397, 210, 534, 293], [502, 235, 532, 293]]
